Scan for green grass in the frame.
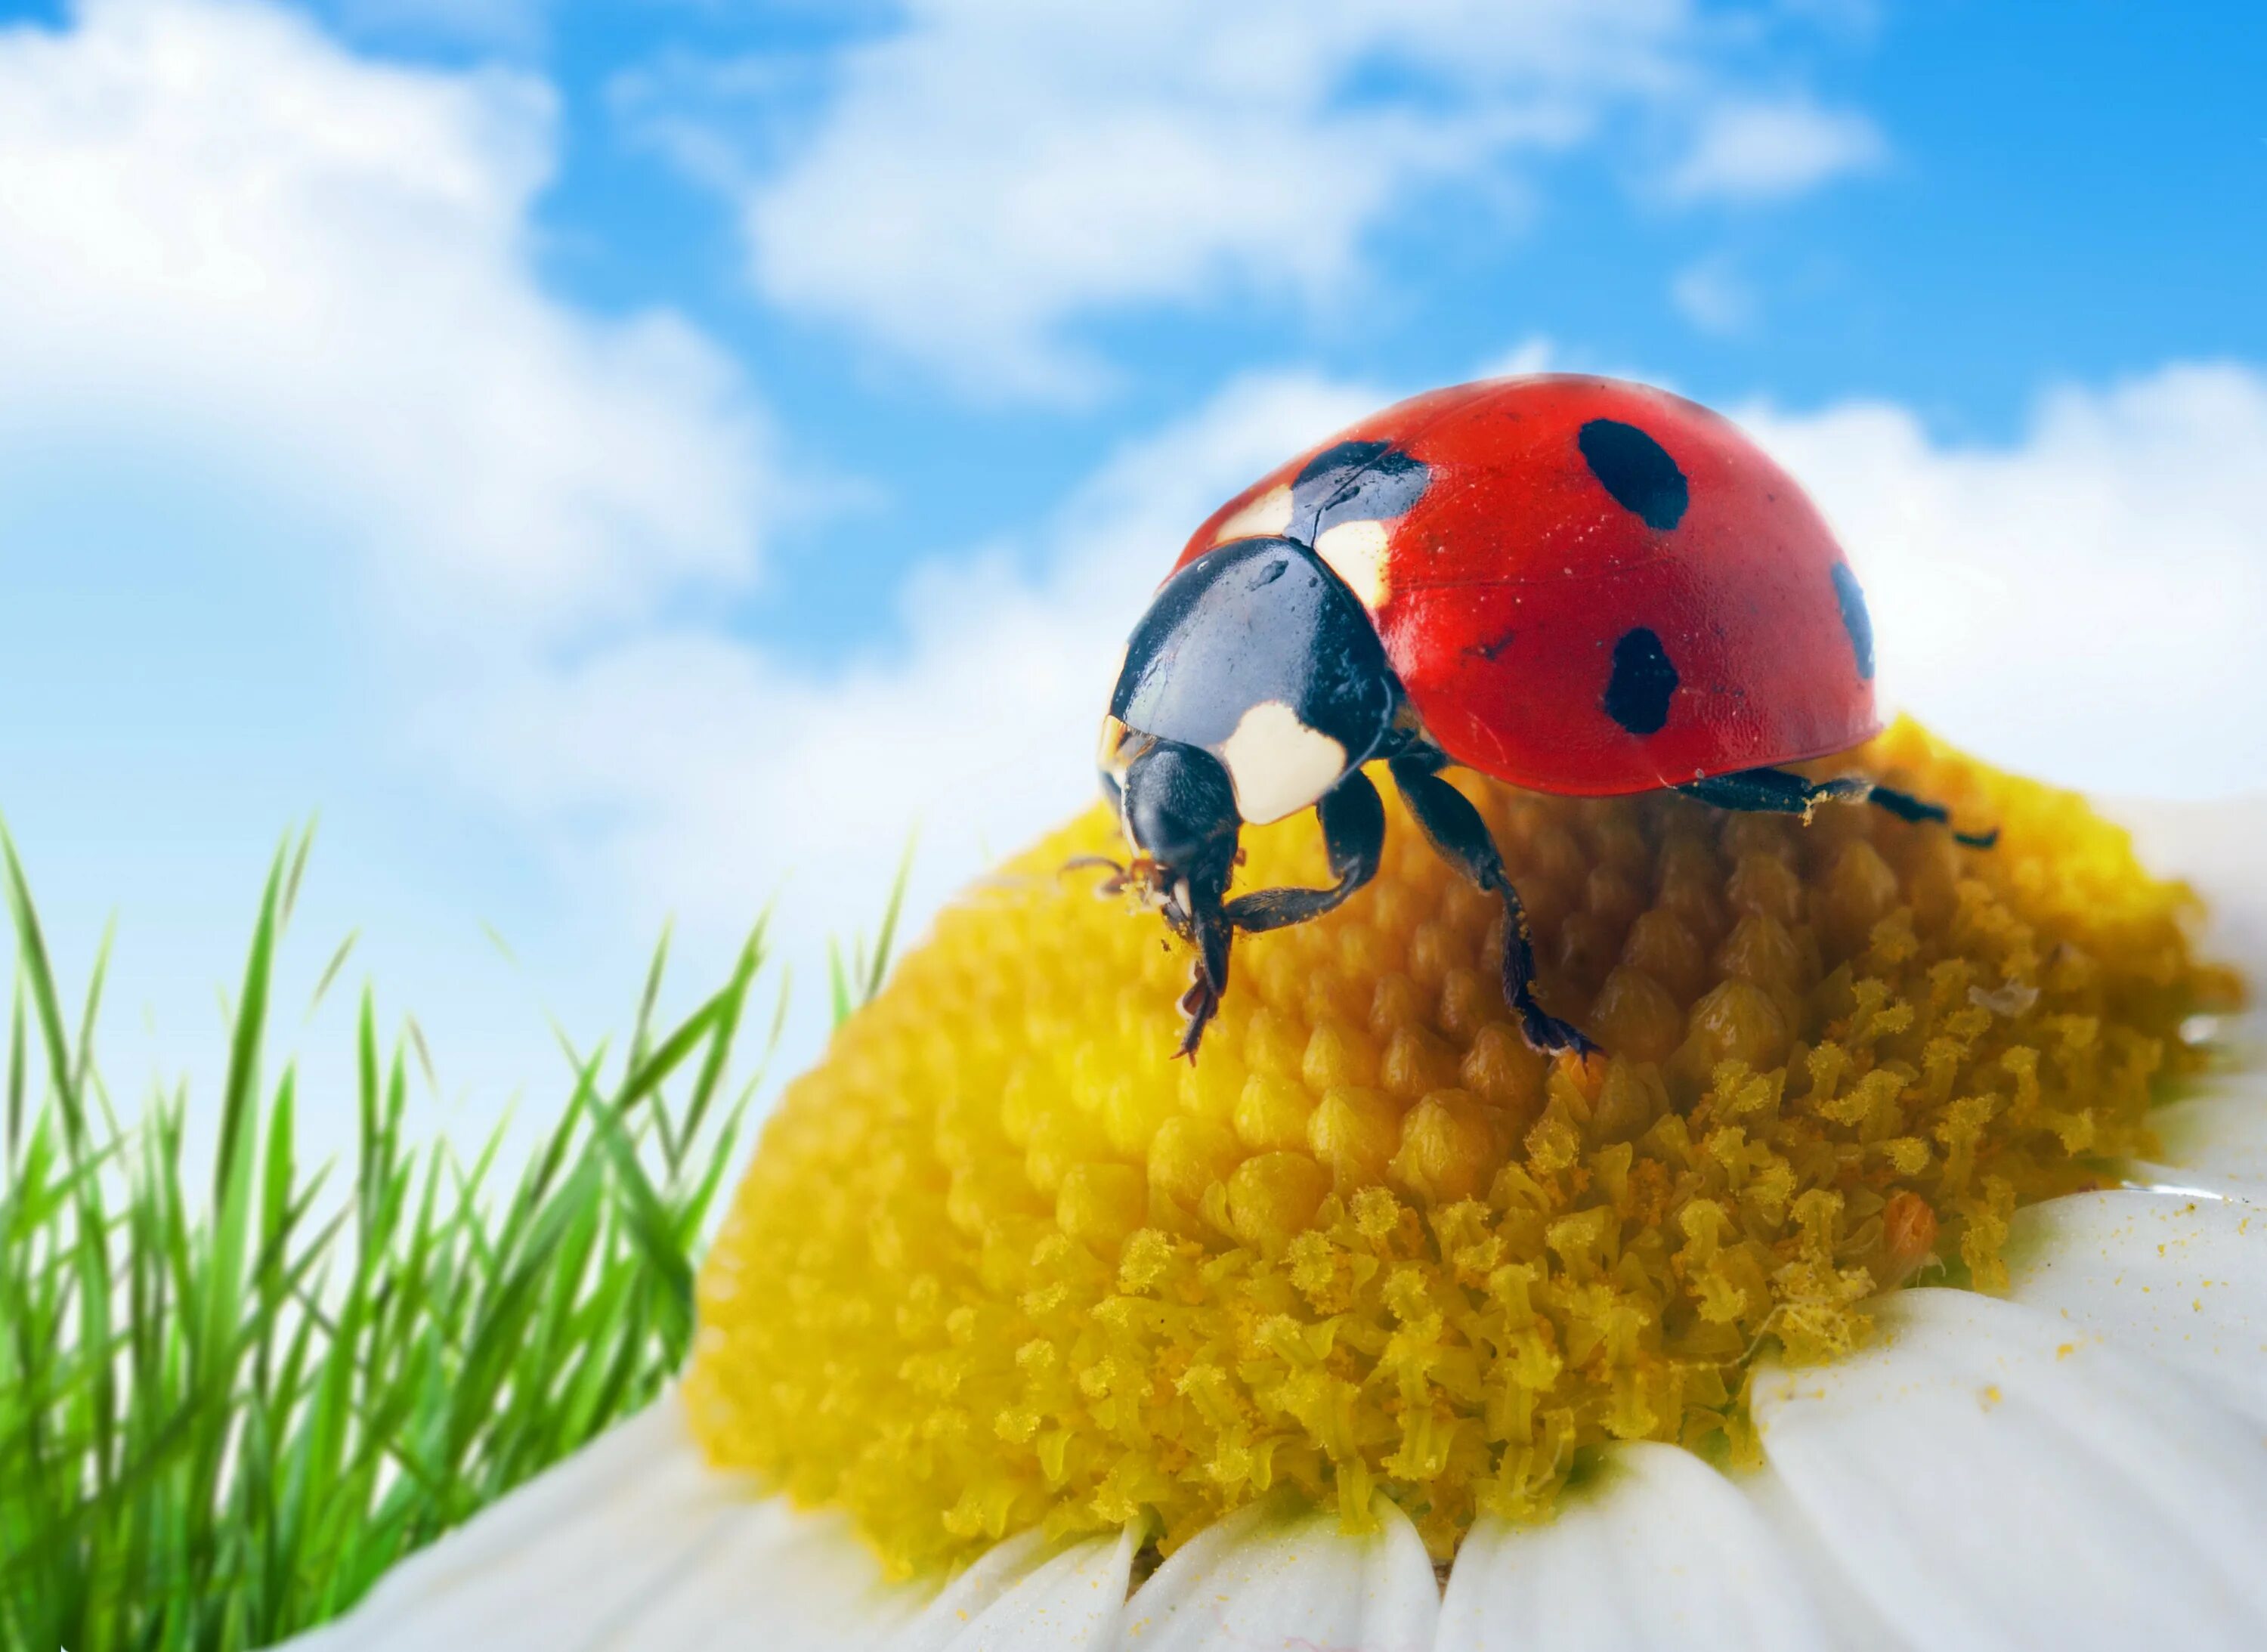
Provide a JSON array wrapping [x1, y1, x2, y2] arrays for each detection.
[[0, 822, 799, 1652]]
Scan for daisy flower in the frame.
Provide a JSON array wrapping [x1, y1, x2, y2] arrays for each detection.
[[286, 724, 2263, 1652]]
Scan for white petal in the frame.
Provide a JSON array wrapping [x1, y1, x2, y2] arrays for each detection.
[[572, 1499, 923, 1651], [1754, 1287, 2267, 1649], [1112, 1493, 1438, 1652], [2108, 794, 2267, 980], [887, 1529, 1055, 1652], [892, 1525, 1137, 1652], [1736, 1462, 1913, 1648], [2007, 1188, 2267, 1425], [2103, 793, 2266, 1196], [278, 1396, 920, 1650], [1437, 1441, 1839, 1652], [2131, 1071, 2267, 1201]]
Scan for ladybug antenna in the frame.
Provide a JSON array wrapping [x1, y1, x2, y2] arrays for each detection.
[[1060, 853, 1130, 895]]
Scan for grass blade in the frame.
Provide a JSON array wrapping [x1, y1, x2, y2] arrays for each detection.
[[0, 832, 773, 1647], [306, 930, 359, 1020]]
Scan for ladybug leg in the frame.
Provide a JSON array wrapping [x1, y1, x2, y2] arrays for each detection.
[[1387, 749, 1597, 1059], [1678, 767, 1865, 819], [1683, 767, 1998, 849], [1174, 890, 1234, 1060], [1223, 769, 1386, 933], [1864, 783, 2000, 849]]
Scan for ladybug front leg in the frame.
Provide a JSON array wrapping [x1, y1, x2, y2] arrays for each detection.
[[1387, 749, 1597, 1059], [1223, 769, 1386, 933], [1173, 889, 1234, 1060], [1178, 772, 1384, 1059]]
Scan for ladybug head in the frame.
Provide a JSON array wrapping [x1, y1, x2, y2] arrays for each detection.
[[1095, 538, 1404, 927], [1111, 738, 1241, 928]]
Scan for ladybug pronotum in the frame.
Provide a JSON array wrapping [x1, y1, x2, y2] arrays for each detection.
[[1093, 373, 1993, 1057]]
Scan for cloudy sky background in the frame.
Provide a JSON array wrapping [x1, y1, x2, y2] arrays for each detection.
[[0, 0, 2260, 1160]]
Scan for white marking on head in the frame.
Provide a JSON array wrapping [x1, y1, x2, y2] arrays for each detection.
[[1210, 483, 1294, 546], [1313, 517, 1392, 609], [1213, 701, 1347, 825]]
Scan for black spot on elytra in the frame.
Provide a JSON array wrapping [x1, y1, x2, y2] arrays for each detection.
[[1467, 630, 1517, 663], [1290, 439, 1430, 543], [1578, 419, 1688, 531], [1831, 563, 1876, 680], [1603, 627, 1679, 735]]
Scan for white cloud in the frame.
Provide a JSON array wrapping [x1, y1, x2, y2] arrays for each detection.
[[1486, 336, 1562, 379], [1669, 253, 1756, 334], [0, 0, 788, 1158], [0, 0, 774, 645], [632, 0, 1872, 400], [1743, 363, 2267, 800], [1665, 94, 1885, 203], [441, 370, 1386, 965], [1471, 334, 1657, 386]]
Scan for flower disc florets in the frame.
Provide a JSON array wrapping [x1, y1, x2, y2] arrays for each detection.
[[686, 722, 2235, 1576]]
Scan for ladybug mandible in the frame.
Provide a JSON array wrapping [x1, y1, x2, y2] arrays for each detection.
[[1092, 374, 1993, 1058]]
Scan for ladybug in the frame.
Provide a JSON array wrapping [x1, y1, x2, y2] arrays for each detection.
[[1092, 374, 1993, 1058]]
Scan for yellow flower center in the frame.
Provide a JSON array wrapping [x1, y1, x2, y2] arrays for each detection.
[[686, 721, 2235, 1576]]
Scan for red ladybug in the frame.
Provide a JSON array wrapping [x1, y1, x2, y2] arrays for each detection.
[[1093, 375, 1991, 1057]]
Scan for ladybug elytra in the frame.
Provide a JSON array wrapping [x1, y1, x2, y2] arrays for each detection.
[[1092, 374, 1993, 1059]]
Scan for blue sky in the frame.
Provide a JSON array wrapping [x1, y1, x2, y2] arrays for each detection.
[[348, 0, 2265, 661], [0, 0, 2260, 1157]]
